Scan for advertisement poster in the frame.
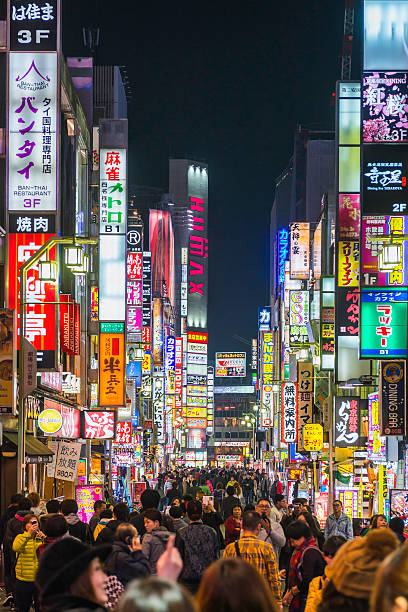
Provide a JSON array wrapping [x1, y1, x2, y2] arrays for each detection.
[[0, 310, 15, 414], [99, 324, 125, 407], [334, 397, 361, 448], [363, 72, 408, 143], [338, 241, 359, 287], [314, 492, 329, 528], [55, 441, 81, 482], [390, 489, 408, 525], [215, 352, 246, 377], [379, 360, 406, 436], [282, 382, 298, 443], [368, 392, 386, 460], [361, 216, 408, 286], [290, 222, 310, 279], [361, 289, 408, 358], [132, 482, 146, 506], [289, 291, 310, 344], [339, 194, 360, 240], [76, 485, 103, 524], [82, 411, 115, 439], [362, 144, 408, 216], [337, 487, 359, 520]]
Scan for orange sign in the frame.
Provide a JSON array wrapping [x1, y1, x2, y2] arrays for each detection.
[[99, 331, 125, 406]]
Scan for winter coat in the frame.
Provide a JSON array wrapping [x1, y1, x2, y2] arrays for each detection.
[[142, 526, 171, 574], [3, 510, 30, 563], [105, 540, 151, 585], [0, 504, 19, 545], [305, 574, 325, 612], [202, 511, 225, 549], [171, 517, 188, 532], [221, 496, 242, 521], [89, 513, 101, 535], [93, 518, 113, 542], [95, 520, 122, 546], [225, 516, 241, 546], [12, 531, 43, 582], [64, 513, 91, 543], [40, 593, 106, 612], [175, 521, 219, 590], [130, 511, 174, 539]]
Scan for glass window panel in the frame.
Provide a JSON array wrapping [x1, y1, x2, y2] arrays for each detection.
[[339, 147, 361, 192]]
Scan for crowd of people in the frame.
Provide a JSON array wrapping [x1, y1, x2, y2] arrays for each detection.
[[0, 469, 406, 611]]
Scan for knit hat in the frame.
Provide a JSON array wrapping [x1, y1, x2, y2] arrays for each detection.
[[186, 500, 202, 521], [325, 528, 398, 599], [36, 536, 111, 598]]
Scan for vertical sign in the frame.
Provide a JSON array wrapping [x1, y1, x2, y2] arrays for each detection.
[[333, 397, 360, 447], [290, 223, 310, 279], [368, 392, 386, 460], [297, 362, 313, 439], [152, 298, 164, 366], [289, 291, 310, 344], [282, 382, 298, 443], [165, 336, 176, 394], [153, 375, 165, 443], [174, 338, 183, 427], [276, 228, 289, 288], [99, 322, 125, 407], [379, 360, 406, 436], [187, 195, 208, 329], [0, 310, 16, 414]]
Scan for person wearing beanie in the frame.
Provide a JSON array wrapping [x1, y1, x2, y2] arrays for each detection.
[[318, 528, 398, 612], [175, 500, 219, 593], [36, 537, 111, 611]]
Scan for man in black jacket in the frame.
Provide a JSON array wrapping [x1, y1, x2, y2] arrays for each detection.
[[221, 485, 242, 520], [60, 498, 92, 543], [130, 490, 173, 539], [105, 523, 150, 585], [95, 501, 130, 545]]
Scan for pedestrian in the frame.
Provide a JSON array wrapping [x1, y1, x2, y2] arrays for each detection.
[[270, 474, 283, 499], [89, 500, 107, 536], [60, 498, 92, 544], [142, 508, 171, 574], [27, 492, 43, 517], [298, 511, 325, 550], [202, 498, 225, 549], [0, 493, 24, 607], [130, 489, 173, 538], [169, 504, 188, 532], [361, 514, 388, 535], [304, 535, 346, 612], [223, 510, 282, 606], [45, 499, 60, 514], [389, 516, 406, 544], [222, 485, 242, 520], [3, 496, 32, 607], [167, 481, 181, 505], [271, 494, 287, 523], [197, 557, 280, 612], [370, 541, 408, 612], [95, 502, 130, 545], [105, 523, 150, 585], [36, 537, 111, 612], [224, 504, 242, 546], [115, 578, 196, 612], [324, 499, 353, 540], [255, 498, 286, 558], [93, 509, 114, 541], [282, 520, 326, 611], [37, 513, 69, 557], [242, 473, 255, 505], [318, 528, 398, 612], [12, 514, 46, 612], [175, 500, 219, 593]]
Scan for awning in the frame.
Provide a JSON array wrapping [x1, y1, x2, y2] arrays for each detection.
[[3, 432, 54, 464]]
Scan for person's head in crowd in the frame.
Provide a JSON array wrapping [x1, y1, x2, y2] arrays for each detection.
[[273, 494, 286, 510], [99, 508, 113, 520], [286, 519, 312, 548], [319, 528, 398, 612], [18, 497, 32, 511], [27, 491, 41, 509], [181, 495, 193, 514], [215, 482, 224, 490], [298, 510, 321, 538], [23, 513, 38, 533], [115, 577, 196, 612], [43, 513, 68, 539], [113, 501, 130, 523], [226, 485, 235, 497], [169, 505, 183, 520], [389, 516, 406, 544], [242, 511, 262, 536], [243, 503, 256, 512], [197, 557, 280, 612], [36, 537, 110, 610], [192, 480, 198, 488], [232, 505, 242, 521], [114, 523, 139, 550], [140, 489, 160, 511], [93, 500, 106, 516], [143, 508, 162, 533], [256, 498, 271, 519], [171, 497, 181, 507], [292, 498, 305, 517], [322, 535, 347, 565], [46, 499, 60, 514], [332, 499, 343, 518], [195, 490, 204, 503], [371, 543, 408, 612], [186, 500, 202, 522], [371, 514, 388, 529], [60, 499, 78, 517], [10, 493, 24, 506]]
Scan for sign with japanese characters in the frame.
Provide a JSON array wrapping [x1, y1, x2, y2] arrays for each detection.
[[321, 306, 335, 362], [99, 325, 125, 406], [153, 375, 165, 443], [289, 291, 310, 344], [127, 252, 142, 280], [115, 421, 132, 444], [276, 228, 289, 287], [127, 218, 143, 253], [100, 149, 126, 234], [187, 182, 209, 328], [76, 485, 103, 524], [8, 53, 58, 211], [9, 0, 59, 51], [261, 384, 274, 426], [338, 241, 359, 287], [290, 222, 310, 279], [297, 362, 313, 432], [368, 392, 386, 460], [55, 441, 81, 482], [363, 72, 408, 143], [40, 399, 80, 437], [142, 252, 152, 329], [334, 397, 361, 448], [360, 289, 408, 358], [165, 336, 176, 394], [339, 195, 360, 240], [82, 411, 116, 439], [282, 382, 298, 443], [258, 307, 271, 331], [215, 352, 246, 377], [7, 233, 56, 368], [152, 298, 163, 366], [361, 216, 408, 286], [0, 310, 16, 414], [379, 360, 406, 436], [337, 287, 359, 337], [261, 331, 276, 385], [302, 424, 323, 452], [9, 213, 55, 233], [362, 145, 408, 215]]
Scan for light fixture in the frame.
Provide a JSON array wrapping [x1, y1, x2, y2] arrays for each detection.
[[72, 253, 90, 275], [245, 415, 249, 421], [65, 245, 83, 268], [39, 260, 57, 282], [253, 405, 259, 411], [378, 243, 402, 271], [272, 383, 280, 392], [240, 421, 245, 425]]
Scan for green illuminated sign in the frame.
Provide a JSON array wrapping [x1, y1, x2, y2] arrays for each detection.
[[100, 322, 124, 334], [360, 290, 408, 358]]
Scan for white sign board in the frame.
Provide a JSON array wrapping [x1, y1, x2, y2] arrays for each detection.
[[55, 441, 81, 481]]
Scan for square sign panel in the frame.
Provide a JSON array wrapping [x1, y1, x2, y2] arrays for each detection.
[[363, 72, 408, 143], [362, 144, 408, 215], [361, 289, 408, 358]]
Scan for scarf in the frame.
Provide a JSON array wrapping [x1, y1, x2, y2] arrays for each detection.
[[288, 537, 317, 612]]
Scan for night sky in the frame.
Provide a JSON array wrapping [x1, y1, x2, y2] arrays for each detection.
[[63, 0, 358, 361]]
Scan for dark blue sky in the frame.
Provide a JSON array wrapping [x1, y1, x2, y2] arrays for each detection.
[[64, 0, 359, 359]]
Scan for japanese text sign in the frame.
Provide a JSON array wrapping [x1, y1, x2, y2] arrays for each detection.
[[0, 310, 16, 414], [215, 352, 246, 377], [368, 392, 386, 459], [187, 194, 208, 329], [82, 411, 115, 439], [282, 382, 298, 443], [261, 331, 276, 385], [258, 307, 271, 331], [100, 149, 126, 234], [363, 72, 408, 143], [55, 441, 81, 482], [338, 241, 359, 287], [290, 222, 310, 279], [115, 421, 132, 444], [297, 362, 313, 431], [76, 485, 103, 524], [362, 216, 408, 287], [99, 329, 125, 406], [9, 53, 58, 211], [361, 290, 408, 358], [339, 195, 360, 240], [9, 0, 59, 51], [334, 397, 361, 447], [379, 360, 406, 436], [337, 287, 359, 337], [289, 291, 310, 344], [277, 228, 289, 287], [302, 424, 323, 452]]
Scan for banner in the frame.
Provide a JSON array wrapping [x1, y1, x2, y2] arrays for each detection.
[[282, 382, 298, 443], [99, 323, 125, 407], [76, 485, 103, 523], [297, 362, 313, 434], [55, 441, 81, 482], [290, 223, 310, 279], [334, 397, 361, 447], [379, 360, 406, 436], [338, 241, 359, 287]]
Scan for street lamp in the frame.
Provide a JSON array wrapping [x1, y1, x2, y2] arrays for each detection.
[[252, 404, 259, 412], [378, 244, 402, 271], [64, 245, 84, 267], [39, 260, 58, 283]]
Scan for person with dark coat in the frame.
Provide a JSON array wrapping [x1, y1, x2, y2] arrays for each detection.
[[89, 500, 107, 536], [3, 497, 32, 607], [36, 537, 111, 612], [130, 490, 173, 539], [95, 502, 130, 546], [0, 494, 24, 606], [142, 509, 171, 574], [169, 505, 188, 532], [221, 485, 242, 520], [202, 499, 225, 549], [60, 498, 92, 544], [37, 513, 69, 557], [105, 523, 150, 585]]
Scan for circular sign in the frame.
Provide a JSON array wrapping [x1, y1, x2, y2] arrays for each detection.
[[383, 361, 404, 383], [38, 409, 62, 434]]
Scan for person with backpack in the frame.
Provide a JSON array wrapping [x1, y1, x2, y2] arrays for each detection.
[[142, 509, 171, 574], [60, 498, 92, 544], [95, 501, 130, 546], [283, 520, 326, 611], [105, 523, 150, 586]]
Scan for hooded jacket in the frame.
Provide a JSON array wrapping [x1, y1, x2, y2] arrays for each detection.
[[64, 513, 91, 544], [93, 518, 113, 542], [13, 530, 43, 582], [141, 526, 171, 574], [95, 520, 122, 546], [105, 540, 151, 585], [3, 510, 31, 561]]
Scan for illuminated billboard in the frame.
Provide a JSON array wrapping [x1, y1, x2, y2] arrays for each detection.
[[364, 1, 408, 70], [361, 289, 408, 358], [338, 241, 359, 287], [99, 322, 125, 406], [362, 144, 408, 215], [215, 352, 246, 377], [362, 216, 408, 286], [289, 291, 309, 344], [363, 72, 408, 142], [290, 223, 310, 279], [149, 210, 174, 306]]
